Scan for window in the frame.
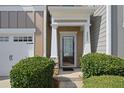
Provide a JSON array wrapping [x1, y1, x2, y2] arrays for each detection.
[[13, 36, 32, 42], [28, 36, 32, 41], [13, 37, 18, 42], [0, 37, 9, 42]]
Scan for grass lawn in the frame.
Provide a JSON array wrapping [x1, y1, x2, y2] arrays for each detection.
[[83, 75, 124, 88]]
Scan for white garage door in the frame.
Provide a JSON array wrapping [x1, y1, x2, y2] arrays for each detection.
[[0, 33, 34, 76]]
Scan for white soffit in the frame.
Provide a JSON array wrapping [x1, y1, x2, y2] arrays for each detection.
[[48, 6, 95, 20], [0, 5, 45, 11]]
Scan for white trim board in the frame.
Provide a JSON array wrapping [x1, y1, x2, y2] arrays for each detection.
[[52, 22, 90, 26], [106, 5, 112, 55], [0, 5, 45, 11], [59, 32, 77, 68], [0, 28, 35, 34]]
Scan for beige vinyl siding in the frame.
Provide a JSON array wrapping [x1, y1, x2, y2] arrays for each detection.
[[91, 5, 106, 53], [35, 12, 44, 56]]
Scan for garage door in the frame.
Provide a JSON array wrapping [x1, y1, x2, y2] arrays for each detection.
[[0, 33, 34, 76]]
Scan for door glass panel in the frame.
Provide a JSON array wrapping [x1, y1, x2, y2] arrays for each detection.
[[62, 36, 74, 66]]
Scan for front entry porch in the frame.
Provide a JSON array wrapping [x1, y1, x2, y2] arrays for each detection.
[[48, 6, 93, 69]]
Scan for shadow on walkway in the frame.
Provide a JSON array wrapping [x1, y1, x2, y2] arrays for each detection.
[[58, 76, 77, 88]]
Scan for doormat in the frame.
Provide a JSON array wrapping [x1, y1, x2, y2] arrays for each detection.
[[63, 68, 74, 71]]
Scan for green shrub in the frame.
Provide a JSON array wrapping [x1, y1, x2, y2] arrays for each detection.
[[83, 75, 124, 88], [80, 53, 124, 78], [10, 56, 55, 88]]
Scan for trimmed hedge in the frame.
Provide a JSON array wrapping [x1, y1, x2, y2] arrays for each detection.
[[10, 56, 55, 88], [80, 53, 124, 78]]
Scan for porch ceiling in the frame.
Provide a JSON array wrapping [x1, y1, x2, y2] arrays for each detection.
[[48, 6, 95, 20]]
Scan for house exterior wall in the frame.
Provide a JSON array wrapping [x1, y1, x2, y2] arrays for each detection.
[[90, 5, 106, 53], [0, 11, 44, 56], [111, 5, 124, 58]]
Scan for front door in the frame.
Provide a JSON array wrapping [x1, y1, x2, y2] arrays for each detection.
[[60, 32, 76, 67]]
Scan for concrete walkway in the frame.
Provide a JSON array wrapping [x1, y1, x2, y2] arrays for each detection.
[[0, 77, 10, 88], [57, 68, 83, 88]]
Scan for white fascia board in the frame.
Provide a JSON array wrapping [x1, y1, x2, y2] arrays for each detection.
[[0, 5, 45, 11], [0, 28, 35, 34]]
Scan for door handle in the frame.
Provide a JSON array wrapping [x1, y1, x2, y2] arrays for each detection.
[[9, 55, 13, 61]]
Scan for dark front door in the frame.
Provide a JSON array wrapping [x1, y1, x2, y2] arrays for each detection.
[[62, 36, 75, 67]]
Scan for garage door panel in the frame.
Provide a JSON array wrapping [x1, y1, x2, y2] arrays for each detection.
[[0, 35, 34, 76], [0, 43, 12, 76], [11, 43, 34, 65]]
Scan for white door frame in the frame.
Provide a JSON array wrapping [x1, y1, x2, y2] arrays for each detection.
[[60, 32, 77, 68]]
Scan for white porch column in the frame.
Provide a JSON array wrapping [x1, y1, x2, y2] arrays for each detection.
[[83, 24, 91, 55], [50, 24, 58, 68]]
